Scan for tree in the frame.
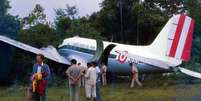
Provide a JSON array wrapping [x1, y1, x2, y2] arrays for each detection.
[[0, 0, 10, 16], [55, 4, 102, 40], [19, 23, 59, 48], [22, 4, 47, 27], [144, 0, 186, 17], [93, 0, 190, 45], [54, 4, 78, 35], [65, 4, 78, 19], [18, 4, 59, 48], [0, 15, 21, 38], [55, 8, 72, 38], [0, 0, 21, 85], [11, 5, 60, 85], [94, 0, 168, 44], [65, 17, 103, 39], [55, 4, 78, 20]]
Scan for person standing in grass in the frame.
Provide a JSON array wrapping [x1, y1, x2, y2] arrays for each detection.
[[78, 62, 86, 87], [129, 63, 143, 88], [83, 62, 91, 89], [100, 63, 107, 86], [66, 59, 82, 101], [85, 62, 97, 101], [93, 62, 102, 101], [31, 54, 51, 101]]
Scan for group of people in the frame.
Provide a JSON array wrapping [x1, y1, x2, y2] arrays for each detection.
[[29, 53, 107, 101], [28, 54, 142, 101], [66, 59, 107, 101]]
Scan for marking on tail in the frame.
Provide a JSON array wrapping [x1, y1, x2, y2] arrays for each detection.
[[175, 16, 192, 58], [181, 19, 195, 61], [168, 15, 195, 61], [169, 15, 186, 57]]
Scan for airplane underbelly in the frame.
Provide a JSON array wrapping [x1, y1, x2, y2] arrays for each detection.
[[107, 58, 172, 75], [58, 48, 172, 75]]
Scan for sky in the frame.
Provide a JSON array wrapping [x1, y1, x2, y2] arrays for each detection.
[[9, 0, 103, 22]]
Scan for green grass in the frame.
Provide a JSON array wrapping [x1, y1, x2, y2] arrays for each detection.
[[1, 78, 201, 101], [1, 84, 201, 101]]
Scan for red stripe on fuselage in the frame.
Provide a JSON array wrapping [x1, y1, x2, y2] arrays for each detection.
[[181, 19, 195, 61], [169, 15, 186, 57]]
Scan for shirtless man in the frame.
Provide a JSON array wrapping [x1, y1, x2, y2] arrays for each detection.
[[129, 63, 143, 88]]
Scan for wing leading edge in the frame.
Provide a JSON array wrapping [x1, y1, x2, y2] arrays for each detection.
[[0, 35, 69, 65]]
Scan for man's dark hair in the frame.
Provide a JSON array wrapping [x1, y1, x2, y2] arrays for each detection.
[[78, 63, 81, 65], [87, 62, 91, 67], [129, 63, 133, 67], [37, 54, 45, 60], [71, 59, 77, 64], [91, 61, 97, 66]]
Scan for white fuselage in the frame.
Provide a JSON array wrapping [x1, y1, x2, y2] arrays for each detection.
[[58, 37, 180, 75]]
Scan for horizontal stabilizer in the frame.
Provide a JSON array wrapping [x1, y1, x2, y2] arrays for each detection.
[[178, 67, 201, 79]]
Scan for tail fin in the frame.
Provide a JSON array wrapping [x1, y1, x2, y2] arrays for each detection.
[[150, 14, 195, 62]]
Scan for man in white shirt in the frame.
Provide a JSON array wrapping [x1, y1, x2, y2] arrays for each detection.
[[129, 63, 143, 88], [85, 62, 97, 101]]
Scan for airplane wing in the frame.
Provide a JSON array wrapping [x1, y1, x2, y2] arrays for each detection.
[[0, 35, 70, 65], [178, 67, 201, 79]]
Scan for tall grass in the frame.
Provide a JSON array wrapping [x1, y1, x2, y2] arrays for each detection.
[[1, 83, 201, 101], [1, 75, 201, 101]]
